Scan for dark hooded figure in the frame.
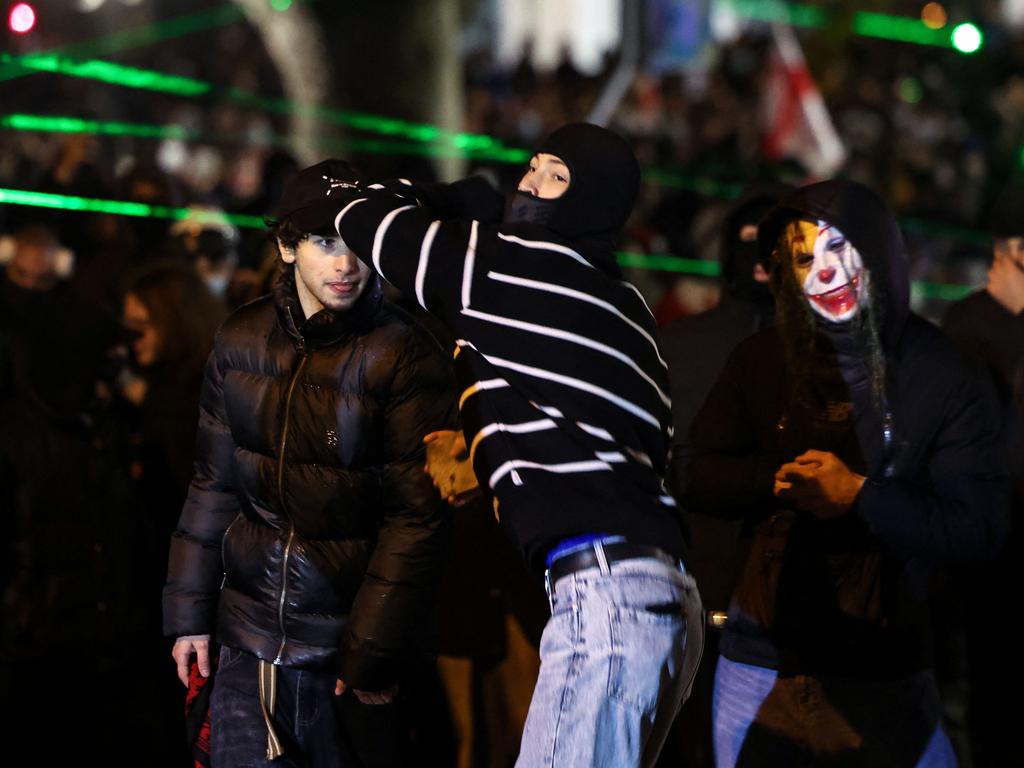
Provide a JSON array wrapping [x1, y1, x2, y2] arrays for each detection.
[[940, 181, 1024, 768], [329, 123, 702, 767], [659, 182, 792, 768], [687, 180, 1008, 768]]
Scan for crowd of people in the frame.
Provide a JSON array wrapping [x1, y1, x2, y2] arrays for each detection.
[[2, 14, 1023, 768]]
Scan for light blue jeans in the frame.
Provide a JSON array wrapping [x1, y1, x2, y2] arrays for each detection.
[[713, 656, 958, 767], [515, 555, 704, 767]]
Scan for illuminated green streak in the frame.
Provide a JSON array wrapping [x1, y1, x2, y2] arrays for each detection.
[[0, 113, 197, 140], [0, 53, 210, 96], [0, 186, 981, 299], [0, 112, 528, 164], [722, 0, 825, 28], [0, 187, 264, 229], [617, 252, 722, 276], [853, 12, 949, 47], [0, 5, 244, 83]]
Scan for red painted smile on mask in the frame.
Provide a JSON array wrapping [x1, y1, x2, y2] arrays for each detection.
[[808, 272, 862, 318]]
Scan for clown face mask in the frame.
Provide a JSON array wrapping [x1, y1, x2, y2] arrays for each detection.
[[780, 219, 869, 323]]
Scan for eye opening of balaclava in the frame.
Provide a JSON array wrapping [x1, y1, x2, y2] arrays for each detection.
[[503, 123, 641, 247]]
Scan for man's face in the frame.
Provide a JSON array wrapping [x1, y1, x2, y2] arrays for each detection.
[[518, 153, 571, 199], [123, 291, 159, 367], [8, 238, 58, 291], [280, 235, 372, 316], [780, 219, 868, 323], [994, 236, 1024, 268]]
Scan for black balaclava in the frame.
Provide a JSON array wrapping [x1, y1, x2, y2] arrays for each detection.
[[504, 123, 641, 248]]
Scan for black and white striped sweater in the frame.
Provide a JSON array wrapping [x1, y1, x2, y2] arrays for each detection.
[[334, 187, 686, 570]]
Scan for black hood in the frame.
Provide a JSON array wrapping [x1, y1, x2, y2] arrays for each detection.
[[757, 179, 910, 349], [516, 123, 640, 246]]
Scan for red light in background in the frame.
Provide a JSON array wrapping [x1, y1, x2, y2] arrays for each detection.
[[9, 3, 37, 34]]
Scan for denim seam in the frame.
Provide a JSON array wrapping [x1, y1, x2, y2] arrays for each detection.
[[547, 576, 583, 766]]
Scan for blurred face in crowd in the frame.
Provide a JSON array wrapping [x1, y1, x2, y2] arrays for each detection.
[[780, 218, 869, 323], [8, 231, 59, 291], [123, 292, 160, 367], [993, 236, 1024, 268], [279, 234, 371, 318], [739, 223, 770, 283], [518, 153, 572, 199]]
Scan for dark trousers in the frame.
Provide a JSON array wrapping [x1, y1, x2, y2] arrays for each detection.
[[210, 646, 406, 768]]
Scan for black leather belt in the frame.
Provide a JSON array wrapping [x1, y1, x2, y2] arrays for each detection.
[[547, 541, 680, 585]]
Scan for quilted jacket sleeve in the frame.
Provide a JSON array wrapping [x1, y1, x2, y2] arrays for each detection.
[[162, 332, 242, 638], [336, 325, 458, 690]]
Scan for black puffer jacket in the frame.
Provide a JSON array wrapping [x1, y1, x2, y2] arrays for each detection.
[[687, 181, 1009, 678], [163, 270, 456, 690]]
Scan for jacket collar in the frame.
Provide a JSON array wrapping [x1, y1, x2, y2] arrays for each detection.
[[273, 266, 383, 350]]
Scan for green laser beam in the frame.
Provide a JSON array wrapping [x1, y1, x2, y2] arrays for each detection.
[[0, 187, 264, 229], [719, 0, 982, 52], [0, 5, 245, 83], [0, 113, 1004, 250], [0, 112, 530, 164], [0, 186, 978, 300], [0, 54, 211, 96]]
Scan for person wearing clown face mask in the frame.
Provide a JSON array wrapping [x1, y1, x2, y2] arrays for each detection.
[[330, 123, 701, 767], [687, 179, 1008, 768]]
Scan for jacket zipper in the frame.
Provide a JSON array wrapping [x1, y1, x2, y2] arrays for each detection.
[[274, 344, 308, 664]]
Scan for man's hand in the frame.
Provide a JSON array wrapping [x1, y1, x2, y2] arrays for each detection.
[[773, 450, 866, 519], [987, 251, 1024, 315], [171, 634, 211, 687], [335, 678, 399, 705], [423, 430, 479, 505]]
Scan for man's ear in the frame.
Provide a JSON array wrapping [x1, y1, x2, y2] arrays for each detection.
[[277, 238, 296, 265]]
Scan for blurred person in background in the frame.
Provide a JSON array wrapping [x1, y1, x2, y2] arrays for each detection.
[[0, 222, 146, 762], [687, 180, 1007, 767], [940, 183, 1024, 768], [163, 159, 456, 768], [162, 207, 243, 308], [332, 123, 702, 768], [118, 260, 226, 767], [658, 182, 792, 768]]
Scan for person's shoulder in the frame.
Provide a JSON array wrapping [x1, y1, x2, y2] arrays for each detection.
[[368, 301, 447, 357], [898, 313, 982, 387], [216, 294, 276, 348], [941, 289, 991, 327]]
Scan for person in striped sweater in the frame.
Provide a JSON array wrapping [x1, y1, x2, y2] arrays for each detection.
[[322, 123, 702, 767]]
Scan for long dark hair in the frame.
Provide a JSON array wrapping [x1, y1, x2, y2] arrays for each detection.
[[124, 261, 226, 380]]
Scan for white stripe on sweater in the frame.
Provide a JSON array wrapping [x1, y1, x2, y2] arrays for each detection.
[[333, 198, 368, 233], [469, 419, 558, 462], [415, 220, 441, 310], [577, 422, 615, 441], [496, 233, 593, 268], [488, 458, 613, 490], [459, 378, 510, 409], [486, 270, 667, 368], [371, 205, 417, 275], [460, 307, 671, 407], [452, 340, 660, 429], [461, 220, 479, 308]]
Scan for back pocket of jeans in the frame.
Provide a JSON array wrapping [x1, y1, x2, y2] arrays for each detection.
[[607, 606, 684, 713]]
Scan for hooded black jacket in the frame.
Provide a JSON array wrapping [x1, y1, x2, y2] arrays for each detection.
[[687, 181, 1008, 678], [162, 270, 456, 690]]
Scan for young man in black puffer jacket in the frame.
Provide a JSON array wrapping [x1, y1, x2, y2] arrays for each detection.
[[163, 160, 456, 767]]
